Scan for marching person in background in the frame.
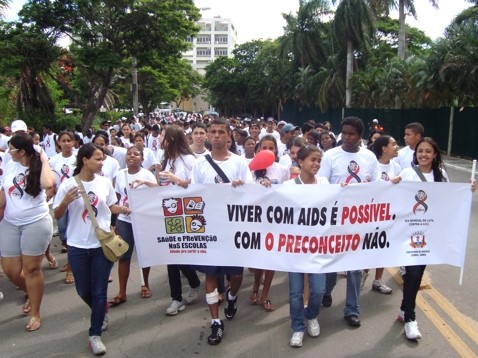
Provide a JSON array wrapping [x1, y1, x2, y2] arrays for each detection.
[[53, 143, 127, 355], [395, 122, 424, 169], [360, 135, 402, 294], [0, 132, 56, 332], [249, 135, 289, 313], [49, 130, 78, 284], [108, 145, 156, 307]]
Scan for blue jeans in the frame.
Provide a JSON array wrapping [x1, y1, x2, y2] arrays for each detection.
[[57, 210, 68, 243], [401, 265, 426, 322], [289, 272, 325, 333], [325, 270, 362, 317], [68, 246, 113, 336]]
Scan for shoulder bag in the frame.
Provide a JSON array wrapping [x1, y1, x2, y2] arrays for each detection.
[[74, 175, 129, 262]]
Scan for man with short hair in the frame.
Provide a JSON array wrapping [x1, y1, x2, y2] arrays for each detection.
[[248, 122, 261, 141], [260, 117, 280, 141], [278, 123, 298, 158], [318, 116, 380, 328], [395, 122, 424, 169], [191, 118, 253, 345]]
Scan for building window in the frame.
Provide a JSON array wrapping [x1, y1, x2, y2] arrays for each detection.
[[214, 48, 228, 56], [214, 35, 228, 44], [197, 48, 211, 57], [198, 22, 212, 31], [186, 36, 193, 43], [196, 35, 211, 44], [214, 22, 229, 32]]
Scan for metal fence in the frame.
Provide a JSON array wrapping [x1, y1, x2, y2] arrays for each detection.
[[281, 105, 478, 160]]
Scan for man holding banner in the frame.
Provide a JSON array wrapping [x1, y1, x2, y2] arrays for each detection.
[[190, 118, 253, 345], [318, 116, 380, 327]]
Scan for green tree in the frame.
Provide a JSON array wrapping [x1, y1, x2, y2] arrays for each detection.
[[332, 0, 375, 108], [19, 0, 200, 130]]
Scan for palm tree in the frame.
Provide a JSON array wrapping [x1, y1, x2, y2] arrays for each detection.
[[367, 0, 438, 60], [0, 0, 10, 19], [332, 0, 375, 107], [279, 0, 331, 69]]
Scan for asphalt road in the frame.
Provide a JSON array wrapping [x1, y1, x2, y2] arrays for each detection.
[[0, 156, 476, 358]]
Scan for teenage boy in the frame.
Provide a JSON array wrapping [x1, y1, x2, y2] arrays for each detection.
[[395, 122, 424, 169], [317, 116, 380, 328], [191, 118, 253, 345]]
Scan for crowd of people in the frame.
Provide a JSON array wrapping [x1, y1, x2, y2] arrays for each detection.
[[0, 114, 475, 355]]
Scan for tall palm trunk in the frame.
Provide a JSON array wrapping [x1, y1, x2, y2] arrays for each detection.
[[346, 40, 354, 108]]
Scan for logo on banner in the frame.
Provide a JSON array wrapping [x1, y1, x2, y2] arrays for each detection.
[[413, 190, 428, 215], [410, 231, 426, 248], [162, 196, 206, 234]]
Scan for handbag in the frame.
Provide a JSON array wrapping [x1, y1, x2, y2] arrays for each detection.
[[74, 175, 129, 262]]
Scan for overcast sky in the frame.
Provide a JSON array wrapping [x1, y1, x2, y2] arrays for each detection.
[[5, 0, 472, 43]]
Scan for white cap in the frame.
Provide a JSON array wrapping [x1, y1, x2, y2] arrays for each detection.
[[372, 119, 378, 123], [11, 119, 28, 133]]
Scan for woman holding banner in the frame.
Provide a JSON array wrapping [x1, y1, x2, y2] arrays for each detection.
[[396, 137, 475, 340], [283, 144, 329, 348]]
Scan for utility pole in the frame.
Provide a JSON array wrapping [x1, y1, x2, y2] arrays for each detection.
[[132, 57, 138, 116]]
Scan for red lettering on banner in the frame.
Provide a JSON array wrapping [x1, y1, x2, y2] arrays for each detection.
[[341, 203, 392, 225]]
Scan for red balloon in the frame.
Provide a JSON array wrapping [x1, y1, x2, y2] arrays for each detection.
[[249, 150, 275, 171]]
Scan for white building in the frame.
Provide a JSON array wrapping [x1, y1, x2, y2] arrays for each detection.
[[177, 17, 238, 113]]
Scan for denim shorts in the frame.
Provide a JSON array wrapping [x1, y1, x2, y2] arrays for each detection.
[[193, 265, 243, 276], [0, 214, 53, 257]]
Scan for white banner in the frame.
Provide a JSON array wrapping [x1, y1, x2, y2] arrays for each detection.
[[129, 182, 472, 273]]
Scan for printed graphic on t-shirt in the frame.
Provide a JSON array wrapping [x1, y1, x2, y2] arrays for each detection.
[[82, 191, 99, 222], [346, 160, 361, 184], [60, 164, 71, 182], [8, 173, 26, 198], [381, 172, 390, 181], [122, 186, 128, 206]]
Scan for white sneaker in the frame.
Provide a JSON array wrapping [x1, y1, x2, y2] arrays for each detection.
[[0, 291, 3, 302], [165, 300, 185, 315], [89, 335, 107, 355], [372, 280, 392, 294], [404, 320, 422, 340], [307, 318, 320, 337], [101, 314, 109, 332], [184, 285, 200, 305], [290, 331, 304, 347], [397, 310, 405, 323], [360, 270, 369, 291]]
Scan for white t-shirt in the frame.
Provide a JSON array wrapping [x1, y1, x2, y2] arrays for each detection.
[[115, 168, 156, 223], [99, 155, 120, 183], [277, 142, 288, 158], [0, 152, 4, 185], [192, 153, 254, 184], [147, 135, 161, 154], [399, 167, 449, 183], [253, 162, 289, 184], [53, 175, 117, 249], [161, 154, 197, 186], [235, 144, 244, 157], [120, 137, 134, 149], [395, 146, 414, 169], [49, 152, 77, 187], [283, 176, 329, 185], [259, 129, 280, 141], [1, 161, 49, 225], [193, 148, 211, 158], [42, 132, 58, 158], [109, 146, 127, 169], [142, 147, 157, 170], [0, 134, 11, 151], [279, 154, 293, 169], [378, 161, 401, 181], [318, 146, 380, 184]]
